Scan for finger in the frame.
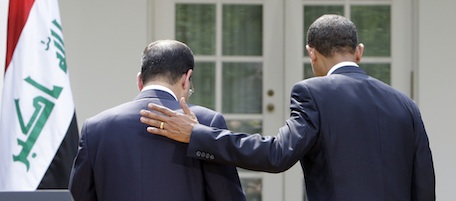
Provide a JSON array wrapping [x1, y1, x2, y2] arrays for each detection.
[[146, 126, 168, 136], [139, 109, 168, 128], [146, 126, 174, 140], [146, 127, 187, 143], [179, 97, 194, 116], [140, 109, 167, 123], [148, 103, 178, 117], [140, 116, 162, 128]]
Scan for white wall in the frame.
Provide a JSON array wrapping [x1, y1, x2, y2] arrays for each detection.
[[417, 0, 456, 200], [59, 0, 148, 127]]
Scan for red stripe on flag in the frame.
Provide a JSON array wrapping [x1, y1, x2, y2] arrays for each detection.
[[4, 0, 35, 72]]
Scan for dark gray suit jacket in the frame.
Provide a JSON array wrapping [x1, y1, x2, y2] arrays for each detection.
[[69, 90, 245, 201], [188, 66, 435, 201]]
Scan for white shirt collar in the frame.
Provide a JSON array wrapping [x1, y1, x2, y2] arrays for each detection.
[[141, 85, 178, 101], [327, 61, 359, 75]]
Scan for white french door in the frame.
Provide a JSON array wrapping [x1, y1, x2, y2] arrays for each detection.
[[284, 0, 413, 200], [152, 1, 285, 201], [151, 0, 412, 200]]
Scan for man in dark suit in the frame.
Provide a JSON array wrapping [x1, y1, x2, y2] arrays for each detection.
[[139, 15, 435, 200], [69, 40, 246, 201]]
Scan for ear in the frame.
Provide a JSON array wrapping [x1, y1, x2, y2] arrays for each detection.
[[306, 45, 317, 63], [137, 72, 144, 91], [183, 69, 193, 90], [355, 43, 364, 63]]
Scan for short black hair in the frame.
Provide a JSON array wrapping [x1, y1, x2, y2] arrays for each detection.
[[307, 14, 358, 57], [141, 40, 194, 84]]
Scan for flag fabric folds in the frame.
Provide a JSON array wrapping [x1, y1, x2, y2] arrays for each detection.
[[0, 0, 79, 190]]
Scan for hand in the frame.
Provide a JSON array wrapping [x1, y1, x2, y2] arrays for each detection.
[[140, 97, 199, 143]]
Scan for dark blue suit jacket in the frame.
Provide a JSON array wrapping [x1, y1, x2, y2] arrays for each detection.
[[69, 90, 245, 201], [188, 66, 435, 201]]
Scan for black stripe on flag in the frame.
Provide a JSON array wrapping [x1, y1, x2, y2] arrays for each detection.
[[38, 112, 79, 189]]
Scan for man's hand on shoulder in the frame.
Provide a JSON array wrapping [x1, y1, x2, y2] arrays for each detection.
[[140, 97, 199, 143]]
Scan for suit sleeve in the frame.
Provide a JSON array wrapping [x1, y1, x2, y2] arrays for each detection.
[[200, 112, 246, 201], [69, 121, 97, 201], [188, 83, 320, 173], [410, 106, 435, 201]]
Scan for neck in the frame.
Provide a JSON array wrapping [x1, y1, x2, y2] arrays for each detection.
[[322, 54, 357, 70], [145, 81, 180, 96], [327, 54, 357, 66]]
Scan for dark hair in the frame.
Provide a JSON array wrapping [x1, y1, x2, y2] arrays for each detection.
[[307, 14, 358, 57], [141, 40, 194, 84]]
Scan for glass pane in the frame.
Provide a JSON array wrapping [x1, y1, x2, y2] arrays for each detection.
[[240, 178, 262, 201], [351, 6, 391, 57], [222, 62, 262, 113], [362, 63, 391, 84], [222, 5, 263, 56], [189, 62, 215, 109], [303, 6, 344, 56], [227, 119, 262, 134], [303, 63, 314, 79], [176, 4, 215, 55]]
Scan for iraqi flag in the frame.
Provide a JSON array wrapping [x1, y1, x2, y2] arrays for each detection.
[[0, 0, 79, 190]]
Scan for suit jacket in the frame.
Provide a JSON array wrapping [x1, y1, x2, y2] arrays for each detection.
[[188, 66, 435, 201], [69, 90, 245, 201]]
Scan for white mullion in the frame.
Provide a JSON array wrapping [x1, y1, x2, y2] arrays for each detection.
[[345, 0, 351, 18], [221, 56, 263, 62], [302, 0, 391, 4], [350, 1, 391, 5], [411, 0, 419, 99], [346, 0, 392, 5], [223, 114, 263, 120], [359, 57, 392, 63], [221, 0, 264, 5], [302, 57, 392, 64], [302, 1, 345, 5], [390, 0, 412, 95], [215, 1, 223, 113], [174, 0, 220, 3], [174, 0, 267, 4], [194, 55, 217, 62]]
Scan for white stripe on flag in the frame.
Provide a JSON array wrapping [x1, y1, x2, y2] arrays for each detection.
[[0, 0, 76, 190], [0, 0, 9, 105]]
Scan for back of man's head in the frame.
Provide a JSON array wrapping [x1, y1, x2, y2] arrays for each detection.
[[141, 40, 194, 85], [307, 14, 358, 57]]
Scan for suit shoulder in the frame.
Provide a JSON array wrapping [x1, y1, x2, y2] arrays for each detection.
[[189, 104, 219, 116], [294, 76, 331, 86], [188, 104, 227, 127], [291, 77, 329, 92], [84, 100, 143, 124]]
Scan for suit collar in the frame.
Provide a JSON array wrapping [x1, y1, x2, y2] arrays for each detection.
[[331, 65, 366, 75], [141, 85, 178, 100], [327, 62, 358, 75], [134, 89, 177, 101]]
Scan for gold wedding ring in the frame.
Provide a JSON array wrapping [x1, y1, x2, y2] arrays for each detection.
[[159, 122, 164, 129]]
